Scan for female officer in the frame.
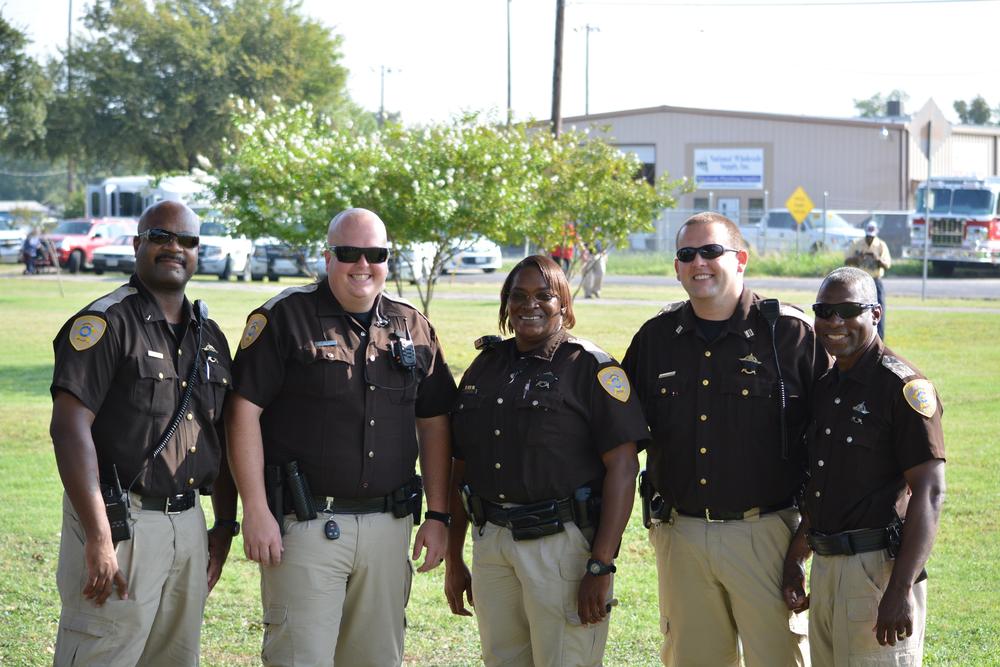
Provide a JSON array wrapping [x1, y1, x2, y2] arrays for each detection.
[[444, 255, 647, 667]]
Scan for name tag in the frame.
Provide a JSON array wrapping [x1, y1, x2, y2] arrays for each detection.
[[147, 350, 164, 359], [658, 371, 676, 378], [314, 340, 338, 348]]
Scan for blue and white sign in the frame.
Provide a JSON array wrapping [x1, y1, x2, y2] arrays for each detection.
[[694, 148, 764, 190]]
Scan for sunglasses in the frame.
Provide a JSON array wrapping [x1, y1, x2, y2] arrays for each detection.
[[137, 228, 200, 249], [327, 245, 389, 264], [811, 302, 878, 320], [676, 244, 740, 263]]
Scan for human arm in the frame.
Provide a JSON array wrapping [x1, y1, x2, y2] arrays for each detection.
[[224, 392, 283, 566], [206, 424, 238, 592], [413, 414, 451, 572], [782, 512, 812, 612], [50, 390, 129, 605], [877, 240, 892, 270], [444, 458, 474, 616], [874, 459, 945, 646], [577, 442, 639, 625]]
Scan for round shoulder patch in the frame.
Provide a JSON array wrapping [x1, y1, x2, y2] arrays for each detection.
[[903, 379, 936, 418], [240, 313, 268, 350], [597, 366, 631, 403], [68, 315, 107, 351]]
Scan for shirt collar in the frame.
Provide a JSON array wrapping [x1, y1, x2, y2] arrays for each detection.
[[316, 280, 390, 326], [836, 335, 883, 386], [129, 273, 194, 326], [510, 328, 567, 362], [674, 288, 756, 340]]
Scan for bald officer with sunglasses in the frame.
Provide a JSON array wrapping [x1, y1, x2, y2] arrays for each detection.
[[227, 208, 458, 666], [50, 201, 237, 665], [622, 212, 831, 666], [782, 267, 945, 666]]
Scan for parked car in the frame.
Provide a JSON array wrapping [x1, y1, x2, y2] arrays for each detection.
[[249, 238, 316, 281], [741, 209, 865, 254], [44, 218, 138, 273], [859, 211, 912, 258], [196, 219, 253, 280], [391, 237, 504, 282], [92, 235, 137, 275], [0, 219, 27, 264]]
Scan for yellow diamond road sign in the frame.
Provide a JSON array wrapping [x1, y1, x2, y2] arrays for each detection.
[[785, 187, 814, 225]]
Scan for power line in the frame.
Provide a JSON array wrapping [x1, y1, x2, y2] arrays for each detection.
[[573, 0, 997, 7], [0, 168, 69, 178]]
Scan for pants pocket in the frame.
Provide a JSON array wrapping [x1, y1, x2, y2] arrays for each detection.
[[54, 612, 120, 666], [261, 604, 291, 666]]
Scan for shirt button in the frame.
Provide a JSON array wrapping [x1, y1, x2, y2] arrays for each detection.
[[741, 389, 749, 397], [704, 350, 712, 358], [531, 400, 539, 406], [222, 378, 228, 385], [369, 419, 375, 426], [497, 398, 504, 405], [187, 478, 195, 486], [494, 429, 501, 436], [498, 493, 506, 500], [846, 436, 853, 444], [326, 352, 335, 359], [824, 427, 831, 435], [360, 332, 367, 337], [817, 459, 824, 467], [158, 372, 164, 380], [189, 446, 197, 453], [699, 447, 707, 454], [368, 451, 375, 458], [494, 462, 501, 469], [660, 388, 667, 394], [699, 478, 707, 485], [834, 397, 841, 405], [362, 482, 369, 489], [370, 385, 376, 391], [181, 380, 187, 388], [699, 414, 708, 421], [178, 349, 183, 356], [369, 355, 376, 362], [186, 412, 193, 421], [815, 491, 821, 498], [702, 379, 709, 386]]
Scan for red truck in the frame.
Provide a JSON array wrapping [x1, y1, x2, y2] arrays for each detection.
[[44, 218, 138, 273]]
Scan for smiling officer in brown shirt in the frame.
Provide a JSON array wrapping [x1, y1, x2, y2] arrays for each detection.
[[782, 266, 945, 667], [622, 212, 830, 667]]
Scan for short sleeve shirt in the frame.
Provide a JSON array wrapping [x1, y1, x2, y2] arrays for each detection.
[[231, 282, 457, 498], [51, 274, 233, 496], [451, 330, 649, 504], [805, 338, 945, 533], [621, 289, 832, 513]]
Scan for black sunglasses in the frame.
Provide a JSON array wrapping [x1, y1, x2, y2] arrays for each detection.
[[676, 244, 740, 263], [327, 245, 389, 264], [137, 228, 200, 249], [811, 302, 879, 320]]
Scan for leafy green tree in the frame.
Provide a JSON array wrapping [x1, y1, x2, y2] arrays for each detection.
[[0, 15, 50, 151], [44, 0, 348, 173], [853, 90, 908, 118], [953, 96, 993, 125]]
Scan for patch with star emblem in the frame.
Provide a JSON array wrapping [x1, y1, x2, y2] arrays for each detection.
[[598, 366, 630, 402], [68, 315, 107, 351], [903, 379, 937, 418], [240, 313, 268, 350], [738, 352, 762, 375]]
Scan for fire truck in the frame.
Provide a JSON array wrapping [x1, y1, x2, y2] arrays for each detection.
[[903, 177, 1000, 275]]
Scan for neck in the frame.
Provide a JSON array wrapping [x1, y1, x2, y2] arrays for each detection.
[[154, 291, 187, 324], [835, 334, 878, 372], [689, 291, 740, 321]]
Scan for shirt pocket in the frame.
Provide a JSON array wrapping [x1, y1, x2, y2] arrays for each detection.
[[132, 355, 178, 416], [293, 342, 354, 398], [650, 374, 683, 432], [201, 356, 231, 422], [515, 390, 566, 446], [720, 375, 775, 426]]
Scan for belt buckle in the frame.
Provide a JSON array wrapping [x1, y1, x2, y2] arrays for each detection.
[[164, 493, 185, 515], [705, 508, 725, 523], [836, 532, 856, 555]]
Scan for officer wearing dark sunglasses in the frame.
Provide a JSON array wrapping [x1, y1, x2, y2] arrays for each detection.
[[227, 208, 457, 666], [622, 212, 831, 667], [782, 267, 945, 667], [50, 200, 237, 665]]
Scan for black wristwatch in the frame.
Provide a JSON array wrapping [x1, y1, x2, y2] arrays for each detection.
[[586, 558, 616, 576], [424, 510, 451, 527], [213, 519, 240, 536]]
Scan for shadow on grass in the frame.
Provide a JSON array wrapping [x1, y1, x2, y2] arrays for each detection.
[[0, 365, 55, 398]]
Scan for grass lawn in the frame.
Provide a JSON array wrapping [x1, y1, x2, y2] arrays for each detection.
[[0, 272, 997, 666]]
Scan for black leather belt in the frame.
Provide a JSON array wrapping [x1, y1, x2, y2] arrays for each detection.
[[482, 497, 575, 528], [676, 499, 793, 522], [309, 495, 389, 515], [136, 490, 197, 514], [808, 528, 889, 556]]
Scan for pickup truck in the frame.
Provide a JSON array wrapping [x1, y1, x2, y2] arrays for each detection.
[[196, 219, 253, 280], [740, 209, 865, 254], [44, 218, 138, 273]]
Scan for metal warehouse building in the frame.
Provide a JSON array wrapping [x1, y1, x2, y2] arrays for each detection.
[[563, 99, 1000, 250]]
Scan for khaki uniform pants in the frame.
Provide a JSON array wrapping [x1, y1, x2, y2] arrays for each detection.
[[650, 511, 809, 667], [470, 520, 610, 667], [809, 550, 926, 667], [581, 254, 607, 298], [260, 511, 413, 667], [54, 492, 209, 666]]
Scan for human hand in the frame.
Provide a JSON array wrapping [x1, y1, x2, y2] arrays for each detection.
[[444, 559, 474, 616], [412, 519, 447, 573], [83, 538, 128, 605], [242, 510, 283, 566]]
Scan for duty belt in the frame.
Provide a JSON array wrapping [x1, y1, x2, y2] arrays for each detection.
[[309, 495, 389, 515], [482, 497, 576, 528], [676, 499, 794, 523], [808, 528, 889, 556], [132, 490, 198, 514]]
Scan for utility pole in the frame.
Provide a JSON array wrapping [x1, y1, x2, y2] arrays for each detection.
[[576, 24, 599, 116], [66, 0, 75, 196], [551, 0, 565, 136], [506, 0, 512, 126], [378, 65, 397, 128]]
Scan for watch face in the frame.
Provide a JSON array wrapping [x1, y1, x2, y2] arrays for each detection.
[[588, 561, 601, 575]]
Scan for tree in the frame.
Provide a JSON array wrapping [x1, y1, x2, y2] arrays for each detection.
[[853, 90, 908, 118], [953, 96, 993, 125], [0, 15, 50, 151], [43, 0, 349, 173]]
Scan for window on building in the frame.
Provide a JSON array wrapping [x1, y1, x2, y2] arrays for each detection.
[[90, 192, 101, 217], [693, 197, 709, 211], [748, 198, 764, 224], [118, 192, 144, 217]]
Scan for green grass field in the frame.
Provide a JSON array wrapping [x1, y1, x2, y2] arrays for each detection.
[[1, 272, 997, 666]]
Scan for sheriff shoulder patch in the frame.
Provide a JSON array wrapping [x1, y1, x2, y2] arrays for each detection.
[[68, 315, 107, 351], [902, 379, 936, 418], [598, 366, 630, 403], [240, 313, 268, 350]]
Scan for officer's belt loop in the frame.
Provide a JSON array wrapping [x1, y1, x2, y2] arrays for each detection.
[[807, 527, 890, 556], [130, 489, 198, 514]]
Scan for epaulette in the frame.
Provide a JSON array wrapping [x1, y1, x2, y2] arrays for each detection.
[[261, 283, 318, 311], [380, 291, 419, 312], [778, 303, 813, 327], [656, 301, 685, 317], [474, 335, 502, 351], [565, 335, 613, 364], [881, 354, 917, 381], [87, 285, 139, 313]]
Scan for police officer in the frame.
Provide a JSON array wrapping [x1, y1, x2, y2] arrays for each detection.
[[444, 255, 646, 667], [226, 208, 457, 666], [50, 201, 238, 665], [621, 211, 830, 666], [845, 222, 892, 340], [781, 267, 945, 666]]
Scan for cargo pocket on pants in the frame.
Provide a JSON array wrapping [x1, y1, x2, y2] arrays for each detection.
[[403, 558, 415, 628], [261, 605, 291, 665], [55, 612, 120, 665]]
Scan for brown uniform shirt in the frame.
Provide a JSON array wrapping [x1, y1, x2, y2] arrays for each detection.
[[232, 282, 457, 498], [451, 330, 649, 504], [622, 289, 831, 514], [805, 338, 945, 534], [51, 275, 232, 496]]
